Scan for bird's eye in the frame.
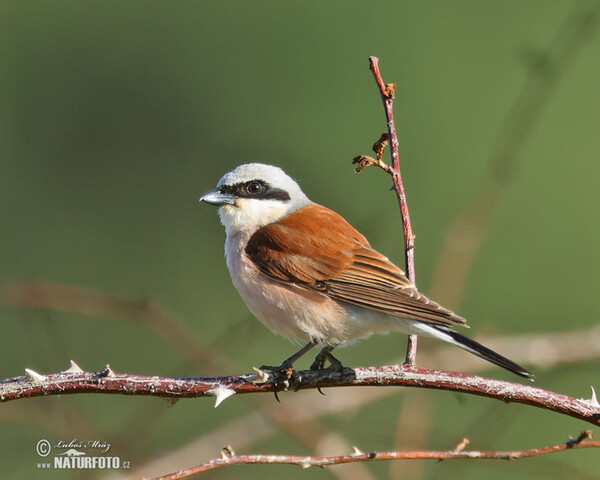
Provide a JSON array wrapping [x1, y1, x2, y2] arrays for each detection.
[[245, 181, 264, 196]]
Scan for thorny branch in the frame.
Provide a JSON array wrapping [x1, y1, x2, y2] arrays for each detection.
[[2, 362, 599, 427], [155, 431, 599, 478]]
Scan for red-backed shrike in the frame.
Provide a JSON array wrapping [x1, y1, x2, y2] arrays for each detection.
[[200, 163, 533, 378]]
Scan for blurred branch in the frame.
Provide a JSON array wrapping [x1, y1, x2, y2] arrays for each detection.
[[2, 361, 599, 426], [389, 390, 434, 480], [429, 2, 600, 309], [155, 431, 599, 478], [0, 280, 237, 373]]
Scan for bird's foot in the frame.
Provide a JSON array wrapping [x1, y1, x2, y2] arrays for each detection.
[[258, 360, 294, 374], [258, 340, 317, 375], [310, 348, 344, 375]]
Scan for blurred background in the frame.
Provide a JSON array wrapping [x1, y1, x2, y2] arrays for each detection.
[[1, 1, 599, 479]]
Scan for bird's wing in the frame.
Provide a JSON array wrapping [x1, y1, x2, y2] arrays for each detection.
[[245, 204, 466, 327]]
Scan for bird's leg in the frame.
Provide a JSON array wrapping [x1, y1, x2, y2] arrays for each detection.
[[310, 346, 345, 394], [259, 340, 318, 373], [309, 347, 330, 370], [310, 346, 343, 372]]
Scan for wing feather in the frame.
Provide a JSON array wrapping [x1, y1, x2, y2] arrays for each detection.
[[245, 204, 466, 327]]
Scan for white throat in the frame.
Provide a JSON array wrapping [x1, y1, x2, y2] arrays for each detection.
[[213, 163, 312, 236], [218, 197, 310, 236]]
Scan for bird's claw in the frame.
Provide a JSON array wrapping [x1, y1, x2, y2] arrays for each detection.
[[258, 361, 294, 374]]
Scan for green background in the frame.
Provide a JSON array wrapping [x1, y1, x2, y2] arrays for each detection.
[[1, 1, 599, 479]]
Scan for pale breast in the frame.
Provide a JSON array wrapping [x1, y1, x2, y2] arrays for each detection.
[[224, 233, 353, 344]]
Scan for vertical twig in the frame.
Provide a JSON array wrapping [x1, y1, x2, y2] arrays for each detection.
[[368, 56, 418, 365]]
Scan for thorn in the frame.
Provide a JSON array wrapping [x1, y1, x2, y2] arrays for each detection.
[[578, 386, 600, 408], [300, 462, 312, 469], [63, 360, 83, 373], [251, 367, 271, 384], [208, 385, 236, 408], [273, 391, 281, 403], [453, 438, 470, 453], [352, 446, 365, 456], [23, 368, 46, 383], [161, 397, 180, 408], [589, 386, 599, 407], [317, 388, 326, 396]]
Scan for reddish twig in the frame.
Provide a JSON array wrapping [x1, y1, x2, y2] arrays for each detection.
[[2, 363, 598, 426], [367, 56, 418, 365], [155, 431, 599, 478], [368, 57, 415, 281]]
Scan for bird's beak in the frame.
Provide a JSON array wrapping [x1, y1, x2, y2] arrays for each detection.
[[199, 189, 236, 206]]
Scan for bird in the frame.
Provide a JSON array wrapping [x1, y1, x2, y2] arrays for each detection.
[[200, 163, 533, 379]]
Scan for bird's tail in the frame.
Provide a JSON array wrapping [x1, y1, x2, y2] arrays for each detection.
[[420, 324, 534, 379]]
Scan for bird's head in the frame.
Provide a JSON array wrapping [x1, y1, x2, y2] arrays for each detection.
[[200, 163, 311, 236]]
